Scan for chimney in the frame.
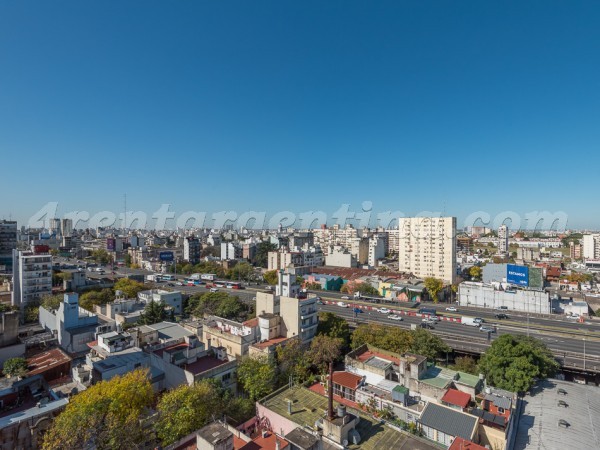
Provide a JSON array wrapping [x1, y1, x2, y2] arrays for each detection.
[[275, 439, 280, 450], [328, 362, 334, 420]]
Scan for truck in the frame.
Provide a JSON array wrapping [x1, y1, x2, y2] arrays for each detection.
[[462, 316, 480, 327], [145, 274, 162, 282], [201, 273, 216, 281]]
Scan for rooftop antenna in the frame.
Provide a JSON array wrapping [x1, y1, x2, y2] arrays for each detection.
[[123, 193, 127, 232]]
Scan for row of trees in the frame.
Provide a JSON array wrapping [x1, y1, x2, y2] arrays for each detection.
[[186, 291, 253, 322]]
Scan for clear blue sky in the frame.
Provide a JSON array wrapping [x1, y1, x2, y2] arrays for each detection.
[[1, 1, 599, 229]]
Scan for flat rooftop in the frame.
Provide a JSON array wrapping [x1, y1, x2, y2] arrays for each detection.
[[514, 378, 600, 450], [260, 386, 438, 450], [27, 348, 72, 376]]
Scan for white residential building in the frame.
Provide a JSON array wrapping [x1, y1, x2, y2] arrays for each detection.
[[11, 249, 53, 314], [183, 236, 201, 264], [583, 234, 600, 260], [498, 224, 509, 255], [368, 235, 386, 267], [398, 217, 457, 284]]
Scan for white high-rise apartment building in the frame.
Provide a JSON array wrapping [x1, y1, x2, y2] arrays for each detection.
[[398, 217, 456, 284], [582, 234, 600, 260], [498, 224, 509, 255], [61, 218, 73, 237], [12, 249, 53, 314]]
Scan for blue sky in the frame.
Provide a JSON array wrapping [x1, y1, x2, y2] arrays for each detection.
[[1, 1, 599, 229]]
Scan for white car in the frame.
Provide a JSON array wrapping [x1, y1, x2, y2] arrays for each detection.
[[389, 314, 403, 321], [429, 315, 440, 322], [175, 282, 183, 286], [566, 314, 580, 320], [210, 288, 219, 293], [378, 308, 391, 314], [337, 302, 348, 308], [445, 306, 458, 312], [341, 295, 350, 300]]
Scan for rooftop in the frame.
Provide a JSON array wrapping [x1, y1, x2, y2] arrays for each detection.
[[184, 355, 231, 376], [441, 388, 471, 409], [261, 386, 438, 450], [448, 437, 487, 450], [419, 403, 477, 441], [140, 321, 194, 341], [239, 431, 289, 450], [252, 336, 290, 349], [514, 379, 600, 450], [331, 371, 363, 390], [27, 348, 72, 376], [197, 422, 232, 445]]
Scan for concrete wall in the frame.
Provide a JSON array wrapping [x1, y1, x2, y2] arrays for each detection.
[[459, 282, 550, 314]]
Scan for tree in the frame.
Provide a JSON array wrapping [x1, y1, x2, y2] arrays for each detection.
[[469, 266, 482, 281], [237, 356, 276, 401], [424, 277, 444, 303], [113, 278, 146, 298], [276, 339, 311, 384], [478, 334, 559, 393], [263, 270, 279, 286], [305, 282, 322, 290], [124, 253, 132, 268], [79, 288, 114, 312], [341, 281, 379, 296], [41, 294, 63, 311], [225, 397, 256, 425], [228, 262, 253, 281], [255, 241, 277, 268], [42, 369, 154, 450], [308, 335, 343, 374], [187, 292, 251, 321], [351, 324, 412, 354], [3, 357, 28, 378], [453, 356, 478, 374], [317, 312, 350, 347], [200, 245, 220, 258], [24, 305, 40, 323], [409, 328, 450, 361], [139, 300, 169, 325], [155, 380, 225, 446], [90, 248, 112, 264]]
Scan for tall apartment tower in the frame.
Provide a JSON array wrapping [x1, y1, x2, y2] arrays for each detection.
[[61, 218, 73, 237], [183, 236, 201, 264], [582, 234, 600, 260], [12, 249, 53, 314], [398, 217, 456, 284], [498, 224, 509, 255], [0, 220, 17, 272]]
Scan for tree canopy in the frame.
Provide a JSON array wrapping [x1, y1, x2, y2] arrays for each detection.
[[40, 294, 63, 311], [42, 369, 154, 450], [424, 277, 444, 302], [478, 334, 559, 393], [139, 300, 172, 325], [3, 357, 28, 378], [351, 324, 412, 354], [409, 328, 450, 361], [237, 356, 276, 401], [90, 248, 112, 264], [469, 266, 482, 281], [79, 288, 114, 312], [317, 312, 350, 347], [227, 261, 254, 281], [263, 270, 279, 286], [255, 241, 278, 268], [308, 335, 343, 374], [187, 291, 252, 321], [113, 278, 147, 298]]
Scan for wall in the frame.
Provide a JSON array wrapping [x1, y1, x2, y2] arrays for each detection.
[[459, 282, 550, 314], [0, 312, 19, 347]]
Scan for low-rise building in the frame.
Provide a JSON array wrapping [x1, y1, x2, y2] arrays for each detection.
[[458, 281, 551, 314], [138, 289, 183, 315], [418, 402, 479, 447]]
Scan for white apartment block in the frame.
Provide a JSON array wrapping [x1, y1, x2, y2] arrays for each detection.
[[368, 235, 386, 267], [497, 224, 509, 255], [12, 249, 53, 314], [583, 234, 600, 260], [398, 217, 456, 284]]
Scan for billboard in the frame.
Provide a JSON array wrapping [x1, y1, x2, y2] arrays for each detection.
[[159, 251, 174, 262], [106, 238, 116, 251], [507, 264, 529, 286], [33, 245, 50, 254]]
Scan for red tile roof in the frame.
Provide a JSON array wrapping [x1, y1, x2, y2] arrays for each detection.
[[441, 389, 471, 409], [239, 432, 289, 450], [331, 371, 362, 390], [251, 336, 290, 349], [243, 318, 259, 328], [448, 437, 487, 450], [184, 355, 229, 375], [27, 348, 72, 376]]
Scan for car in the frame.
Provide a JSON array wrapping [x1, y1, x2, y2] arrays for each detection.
[[473, 317, 484, 324], [420, 322, 434, 329], [389, 314, 403, 321], [429, 315, 440, 322], [378, 308, 391, 314], [210, 288, 219, 292], [167, 283, 175, 287], [495, 306, 508, 311], [337, 302, 348, 308], [445, 306, 458, 312], [566, 314, 580, 320], [175, 281, 183, 286], [495, 313, 509, 320], [479, 326, 495, 333], [353, 307, 364, 314], [341, 295, 350, 300], [316, 299, 323, 305], [422, 318, 436, 324]]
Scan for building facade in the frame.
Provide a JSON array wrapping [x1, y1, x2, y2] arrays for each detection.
[[0, 221, 17, 273], [11, 249, 53, 314]]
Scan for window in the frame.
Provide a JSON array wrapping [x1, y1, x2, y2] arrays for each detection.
[[498, 407, 505, 414]]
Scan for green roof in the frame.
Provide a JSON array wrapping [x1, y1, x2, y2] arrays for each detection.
[[393, 385, 409, 394], [455, 371, 481, 388]]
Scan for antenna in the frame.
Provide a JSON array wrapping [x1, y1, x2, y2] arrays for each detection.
[[123, 193, 127, 231]]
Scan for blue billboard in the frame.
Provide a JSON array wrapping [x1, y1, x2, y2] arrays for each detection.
[[159, 251, 174, 262], [507, 264, 529, 286]]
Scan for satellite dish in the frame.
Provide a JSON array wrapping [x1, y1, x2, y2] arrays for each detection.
[[343, 439, 348, 446]]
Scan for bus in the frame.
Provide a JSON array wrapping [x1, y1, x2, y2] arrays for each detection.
[[226, 282, 243, 290], [214, 281, 226, 288], [161, 274, 176, 282], [419, 307, 437, 316]]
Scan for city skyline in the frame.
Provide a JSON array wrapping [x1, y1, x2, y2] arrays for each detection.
[[2, 1, 600, 227]]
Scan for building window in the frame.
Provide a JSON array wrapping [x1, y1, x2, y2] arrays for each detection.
[[498, 407, 505, 414]]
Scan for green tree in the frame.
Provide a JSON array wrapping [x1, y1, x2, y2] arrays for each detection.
[[187, 292, 251, 320], [424, 277, 444, 303], [453, 356, 479, 375], [317, 312, 350, 347], [469, 266, 482, 281], [308, 335, 343, 374], [139, 300, 169, 325], [263, 270, 279, 286], [255, 242, 278, 268], [409, 328, 450, 361], [351, 324, 412, 354], [41, 294, 63, 311], [228, 262, 254, 281], [91, 248, 112, 264], [478, 334, 559, 393], [155, 380, 226, 446], [79, 288, 114, 312], [237, 356, 276, 401], [3, 357, 28, 378], [276, 339, 311, 384], [113, 278, 146, 298], [42, 369, 154, 450], [225, 397, 256, 425], [200, 245, 220, 258], [355, 283, 379, 296], [24, 305, 40, 323], [124, 253, 132, 268]]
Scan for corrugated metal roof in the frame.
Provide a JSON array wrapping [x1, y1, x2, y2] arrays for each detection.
[[484, 393, 512, 410], [419, 403, 477, 440]]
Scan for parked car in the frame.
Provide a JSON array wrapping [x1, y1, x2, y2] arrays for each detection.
[[479, 326, 495, 333], [389, 314, 403, 321], [378, 308, 391, 314], [341, 295, 350, 300], [445, 306, 458, 312], [495, 313, 509, 320]]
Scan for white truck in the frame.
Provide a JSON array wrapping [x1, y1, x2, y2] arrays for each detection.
[[201, 273, 216, 281], [145, 274, 162, 282], [462, 316, 480, 327]]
